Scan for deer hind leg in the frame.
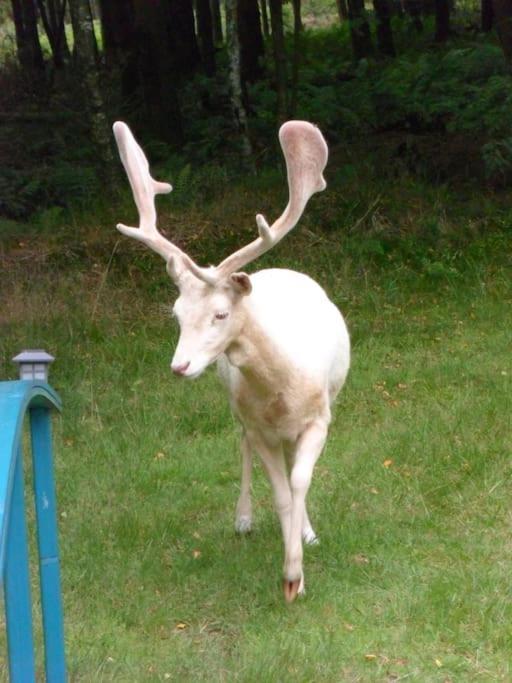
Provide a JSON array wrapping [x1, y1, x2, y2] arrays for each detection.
[[302, 508, 319, 545], [235, 431, 253, 534], [283, 419, 328, 603]]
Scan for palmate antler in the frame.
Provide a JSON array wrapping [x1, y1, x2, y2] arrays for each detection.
[[215, 121, 328, 279], [113, 120, 328, 283]]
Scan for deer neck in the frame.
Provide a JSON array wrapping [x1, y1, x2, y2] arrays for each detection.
[[225, 307, 293, 395]]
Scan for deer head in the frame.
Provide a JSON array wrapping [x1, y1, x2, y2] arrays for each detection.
[[113, 120, 328, 378]]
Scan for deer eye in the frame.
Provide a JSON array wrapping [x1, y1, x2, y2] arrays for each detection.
[[215, 311, 229, 321]]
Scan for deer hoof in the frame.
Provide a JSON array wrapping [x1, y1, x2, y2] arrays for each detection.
[[235, 515, 252, 534], [283, 575, 304, 603], [303, 529, 319, 545]]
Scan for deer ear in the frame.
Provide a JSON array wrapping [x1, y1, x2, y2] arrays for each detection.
[[230, 272, 252, 296]]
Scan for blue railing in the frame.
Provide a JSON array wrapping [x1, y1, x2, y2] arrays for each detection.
[[0, 377, 66, 681]]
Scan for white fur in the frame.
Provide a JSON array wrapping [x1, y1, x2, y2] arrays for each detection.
[[215, 268, 350, 598], [113, 119, 350, 600]]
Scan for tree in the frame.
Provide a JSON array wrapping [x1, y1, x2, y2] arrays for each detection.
[[435, 0, 450, 42], [98, 0, 134, 66], [11, 0, 45, 72], [373, 0, 395, 57], [167, 0, 201, 78], [492, 0, 512, 62], [69, 0, 114, 176], [404, 0, 423, 31], [347, 0, 373, 61], [260, 0, 270, 37], [238, 0, 265, 84], [336, 0, 349, 22], [37, 0, 70, 68], [210, 0, 223, 46], [481, 0, 493, 32], [268, 0, 287, 122], [225, 0, 254, 170], [290, 0, 302, 115], [196, 0, 216, 75], [132, 0, 183, 144]]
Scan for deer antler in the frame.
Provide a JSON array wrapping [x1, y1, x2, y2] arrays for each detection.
[[113, 122, 216, 284], [214, 121, 328, 278], [114, 120, 327, 285]]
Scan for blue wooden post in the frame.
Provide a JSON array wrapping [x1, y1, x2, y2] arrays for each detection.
[[30, 406, 67, 682], [4, 446, 37, 682], [0, 351, 65, 682]]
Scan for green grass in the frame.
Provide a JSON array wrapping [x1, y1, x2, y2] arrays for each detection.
[[1, 187, 511, 681]]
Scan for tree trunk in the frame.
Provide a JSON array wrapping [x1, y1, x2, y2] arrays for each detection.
[[336, 0, 349, 22], [404, 0, 423, 30], [373, 0, 395, 56], [238, 0, 264, 83], [260, 0, 270, 37], [37, 0, 70, 67], [492, 0, 512, 62], [391, 0, 403, 16], [435, 0, 450, 41], [210, 0, 223, 46], [11, 0, 45, 71], [481, 0, 493, 31], [225, 0, 254, 170], [167, 0, 201, 77], [268, 0, 287, 122], [69, 0, 114, 177], [289, 0, 302, 116], [347, 0, 373, 60], [421, 0, 435, 15], [98, 0, 134, 64], [132, 0, 183, 144], [196, 0, 216, 75]]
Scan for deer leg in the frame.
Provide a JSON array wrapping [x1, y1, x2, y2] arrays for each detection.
[[235, 431, 253, 534], [302, 508, 318, 545], [284, 443, 317, 545], [283, 420, 328, 603], [254, 438, 292, 547]]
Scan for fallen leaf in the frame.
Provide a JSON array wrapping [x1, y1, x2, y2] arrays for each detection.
[[435, 658, 443, 667], [353, 554, 369, 565], [383, 459, 393, 468], [175, 622, 188, 630], [364, 653, 377, 661]]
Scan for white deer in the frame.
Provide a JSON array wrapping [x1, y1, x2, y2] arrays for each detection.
[[113, 120, 350, 602]]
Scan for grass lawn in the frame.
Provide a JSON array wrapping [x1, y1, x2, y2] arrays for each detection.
[[1, 189, 511, 680]]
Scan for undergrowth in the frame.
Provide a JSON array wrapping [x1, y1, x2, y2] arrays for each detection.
[[1, 12, 512, 221]]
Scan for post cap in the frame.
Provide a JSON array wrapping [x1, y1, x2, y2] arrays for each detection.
[[12, 349, 55, 381]]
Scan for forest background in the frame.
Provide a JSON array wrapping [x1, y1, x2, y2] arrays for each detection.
[[1, 1, 512, 681]]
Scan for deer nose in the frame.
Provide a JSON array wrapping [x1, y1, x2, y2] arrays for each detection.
[[172, 361, 190, 376]]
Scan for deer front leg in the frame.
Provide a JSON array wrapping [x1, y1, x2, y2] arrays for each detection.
[[283, 420, 328, 603], [235, 431, 253, 534], [284, 444, 318, 545], [250, 436, 292, 549]]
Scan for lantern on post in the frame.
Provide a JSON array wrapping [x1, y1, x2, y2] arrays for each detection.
[[12, 350, 55, 382]]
